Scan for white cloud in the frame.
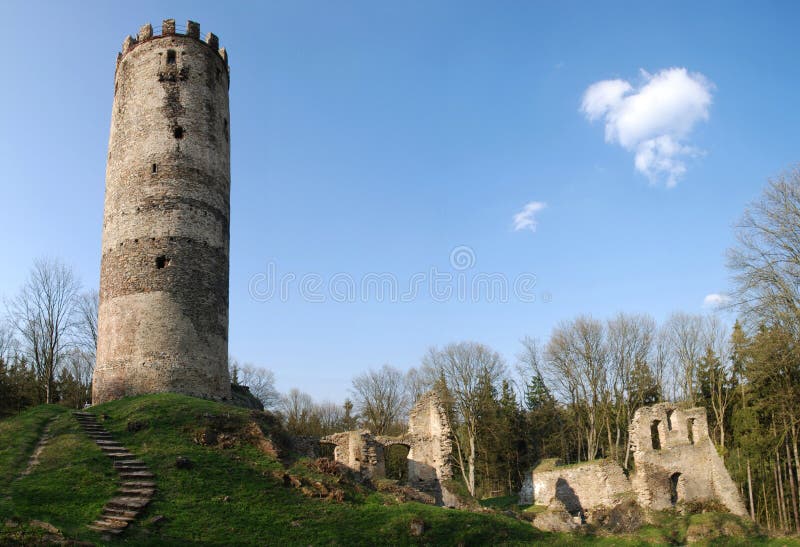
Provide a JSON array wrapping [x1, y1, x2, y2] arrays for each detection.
[[513, 201, 546, 232], [581, 68, 713, 187], [703, 293, 731, 308]]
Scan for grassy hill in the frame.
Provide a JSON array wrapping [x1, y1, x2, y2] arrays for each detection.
[[0, 394, 794, 545]]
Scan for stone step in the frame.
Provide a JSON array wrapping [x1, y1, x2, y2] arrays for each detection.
[[122, 481, 156, 489], [106, 496, 151, 511], [105, 452, 135, 459], [89, 518, 128, 532], [99, 443, 125, 449], [103, 507, 139, 519], [119, 471, 155, 479], [117, 487, 155, 497], [97, 440, 124, 447], [100, 512, 137, 522], [114, 459, 145, 467]]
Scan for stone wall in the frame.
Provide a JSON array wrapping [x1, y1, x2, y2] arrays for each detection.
[[93, 20, 231, 404], [524, 458, 633, 515], [630, 403, 747, 516], [321, 391, 456, 505], [521, 403, 748, 518]]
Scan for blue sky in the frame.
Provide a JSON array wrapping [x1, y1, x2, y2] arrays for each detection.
[[1, 1, 798, 401]]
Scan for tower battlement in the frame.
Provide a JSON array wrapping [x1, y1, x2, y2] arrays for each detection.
[[117, 19, 228, 67]]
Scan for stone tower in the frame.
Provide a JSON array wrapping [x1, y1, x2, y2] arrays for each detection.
[[93, 20, 231, 404]]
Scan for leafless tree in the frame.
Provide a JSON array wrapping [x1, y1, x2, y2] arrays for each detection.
[[422, 341, 506, 496], [315, 401, 345, 434], [279, 388, 316, 434], [238, 363, 280, 409], [0, 321, 18, 366], [8, 258, 80, 403], [607, 313, 655, 467], [661, 312, 705, 404], [728, 166, 800, 335], [350, 364, 409, 435], [701, 315, 735, 449], [75, 290, 99, 353], [544, 316, 608, 461]]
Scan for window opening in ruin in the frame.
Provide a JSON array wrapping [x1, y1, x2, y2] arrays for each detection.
[[666, 409, 674, 431], [174, 126, 184, 139], [670, 472, 681, 505], [152, 163, 158, 174], [650, 420, 661, 450], [319, 442, 335, 461], [687, 418, 695, 444], [385, 444, 410, 483], [156, 256, 169, 269], [167, 49, 176, 64]]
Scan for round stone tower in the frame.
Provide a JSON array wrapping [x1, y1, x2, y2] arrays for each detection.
[[93, 19, 231, 404]]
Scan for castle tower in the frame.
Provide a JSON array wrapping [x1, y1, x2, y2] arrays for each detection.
[[93, 20, 231, 404]]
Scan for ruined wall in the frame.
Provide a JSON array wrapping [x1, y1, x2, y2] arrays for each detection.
[[521, 403, 748, 518], [523, 459, 633, 513], [93, 20, 231, 403], [630, 403, 747, 516], [321, 430, 385, 481], [321, 391, 455, 505]]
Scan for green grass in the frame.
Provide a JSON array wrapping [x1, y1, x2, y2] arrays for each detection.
[[0, 405, 65, 494], [1, 394, 798, 546], [6, 411, 118, 540]]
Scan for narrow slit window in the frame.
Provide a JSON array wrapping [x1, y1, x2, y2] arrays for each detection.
[[650, 420, 661, 450], [166, 49, 176, 64], [173, 127, 184, 139], [687, 418, 695, 445], [156, 256, 169, 269], [666, 409, 674, 431], [151, 163, 158, 174]]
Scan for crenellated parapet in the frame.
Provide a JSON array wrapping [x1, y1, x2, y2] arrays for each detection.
[[117, 19, 228, 66]]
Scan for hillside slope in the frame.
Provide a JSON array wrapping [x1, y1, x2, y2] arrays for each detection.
[[0, 394, 792, 546]]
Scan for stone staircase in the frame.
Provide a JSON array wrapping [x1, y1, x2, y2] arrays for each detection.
[[73, 412, 156, 536]]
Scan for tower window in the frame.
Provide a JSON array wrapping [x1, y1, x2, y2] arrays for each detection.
[[151, 163, 158, 174], [167, 50, 176, 64], [156, 256, 170, 269], [173, 127, 184, 139]]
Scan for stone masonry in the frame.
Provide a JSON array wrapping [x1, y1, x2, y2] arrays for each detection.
[[520, 403, 748, 518], [93, 20, 231, 403], [321, 391, 456, 505]]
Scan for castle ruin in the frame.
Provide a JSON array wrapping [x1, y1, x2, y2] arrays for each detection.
[[519, 403, 747, 519], [321, 392, 457, 506], [93, 20, 232, 403]]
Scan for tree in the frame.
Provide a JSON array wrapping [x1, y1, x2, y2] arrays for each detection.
[[279, 388, 317, 435], [8, 259, 80, 403], [661, 312, 705, 404], [237, 363, 280, 409], [544, 316, 608, 461], [350, 364, 409, 435], [423, 341, 506, 497], [728, 166, 800, 335]]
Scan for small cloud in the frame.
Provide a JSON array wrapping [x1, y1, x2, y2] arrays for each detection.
[[703, 293, 731, 308], [513, 201, 547, 233], [581, 67, 713, 187]]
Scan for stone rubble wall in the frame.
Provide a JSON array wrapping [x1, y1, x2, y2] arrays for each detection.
[[521, 403, 748, 518]]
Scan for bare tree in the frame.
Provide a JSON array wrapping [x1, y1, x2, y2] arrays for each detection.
[[544, 316, 608, 461], [75, 290, 99, 354], [350, 364, 409, 435], [422, 342, 506, 497], [0, 321, 18, 365], [607, 313, 656, 467], [700, 315, 735, 449], [728, 166, 800, 335], [661, 312, 705, 404], [8, 259, 80, 403], [238, 363, 280, 409], [279, 388, 316, 434]]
